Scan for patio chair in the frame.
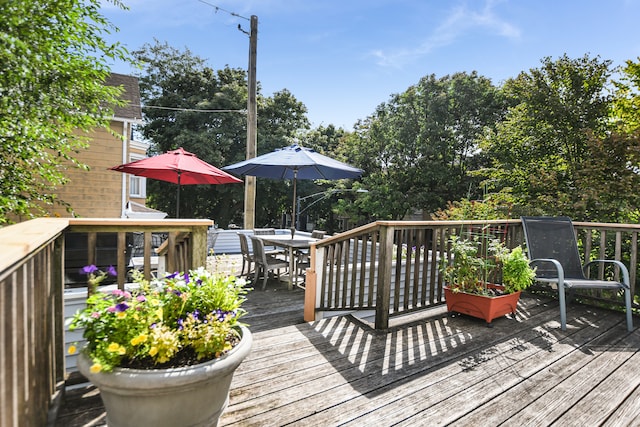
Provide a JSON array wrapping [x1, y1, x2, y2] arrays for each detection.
[[291, 230, 326, 290], [296, 230, 326, 265], [250, 235, 289, 290], [253, 228, 286, 257], [311, 230, 326, 239], [521, 216, 633, 332], [237, 232, 254, 277]]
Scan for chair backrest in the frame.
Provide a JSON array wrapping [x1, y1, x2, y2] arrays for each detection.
[[311, 230, 326, 239], [249, 235, 267, 265], [521, 216, 586, 279], [238, 233, 252, 258], [253, 228, 276, 235], [207, 229, 219, 251]]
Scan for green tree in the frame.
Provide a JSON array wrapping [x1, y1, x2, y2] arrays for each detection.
[[480, 54, 630, 221], [295, 125, 367, 233], [252, 89, 310, 228], [344, 72, 504, 220], [612, 58, 640, 134], [135, 42, 310, 227], [0, 0, 132, 223], [135, 42, 248, 225]]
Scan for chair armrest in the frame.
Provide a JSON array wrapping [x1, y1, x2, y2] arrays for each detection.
[[530, 258, 565, 284], [583, 259, 630, 287]]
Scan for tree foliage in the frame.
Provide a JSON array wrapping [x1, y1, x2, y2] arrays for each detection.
[[0, 0, 131, 223], [612, 58, 640, 134], [135, 42, 310, 226], [343, 72, 505, 219], [481, 54, 640, 221]]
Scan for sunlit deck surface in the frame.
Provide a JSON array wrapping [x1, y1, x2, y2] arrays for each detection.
[[57, 282, 640, 426]]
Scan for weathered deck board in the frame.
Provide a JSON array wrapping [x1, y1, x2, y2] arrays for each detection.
[[55, 284, 640, 427]]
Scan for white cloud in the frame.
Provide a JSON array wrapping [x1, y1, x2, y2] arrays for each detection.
[[371, 0, 521, 68]]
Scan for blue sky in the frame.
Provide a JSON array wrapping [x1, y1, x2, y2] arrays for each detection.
[[102, 0, 640, 129]]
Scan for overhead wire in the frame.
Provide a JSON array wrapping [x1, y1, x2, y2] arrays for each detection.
[[197, 0, 249, 21], [133, 104, 246, 114]]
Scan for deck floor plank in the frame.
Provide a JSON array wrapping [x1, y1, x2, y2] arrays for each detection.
[[336, 305, 621, 427], [454, 314, 631, 426], [550, 333, 640, 427], [400, 312, 628, 426], [55, 285, 640, 427]]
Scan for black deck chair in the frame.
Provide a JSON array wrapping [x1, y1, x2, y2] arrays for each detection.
[[521, 216, 633, 331]]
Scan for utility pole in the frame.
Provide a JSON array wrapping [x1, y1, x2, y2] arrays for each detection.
[[244, 15, 258, 229]]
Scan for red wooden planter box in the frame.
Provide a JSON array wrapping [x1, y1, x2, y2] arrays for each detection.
[[444, 284, 521, 325]]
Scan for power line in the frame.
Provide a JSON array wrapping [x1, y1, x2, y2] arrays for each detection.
[[134, 105, 246, 114], [198, 0, 249, 21]]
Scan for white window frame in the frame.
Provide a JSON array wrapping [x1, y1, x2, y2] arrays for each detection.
[[128, 154, 147, 198]]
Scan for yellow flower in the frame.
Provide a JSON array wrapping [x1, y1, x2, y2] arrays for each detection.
[[117, 311, 127, 319], [130, 334, 148, 346], [149, 346, 158, 357], [108, 343, 126, 355], [90, 363, 103, 373], [155, 308, 163, 320], [68, 345, 77, 355]]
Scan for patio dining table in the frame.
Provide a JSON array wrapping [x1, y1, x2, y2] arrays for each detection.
[[255, 234, 318, 289]]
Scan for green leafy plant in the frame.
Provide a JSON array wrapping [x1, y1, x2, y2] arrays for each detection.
[[440, 232, 535, 296], [81, 264, 117, 294], [501, 246, 537, 293], [69, 267, 248, 373]]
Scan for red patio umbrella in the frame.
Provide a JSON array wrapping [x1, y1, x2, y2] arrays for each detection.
[[111, 147, 242, 217]]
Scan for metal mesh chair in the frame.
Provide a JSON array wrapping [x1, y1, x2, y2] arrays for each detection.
[[521, 216, 633, 331]]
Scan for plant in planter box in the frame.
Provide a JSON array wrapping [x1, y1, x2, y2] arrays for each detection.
[[440, 231, 536, 324], [68, 266, 252, 427]]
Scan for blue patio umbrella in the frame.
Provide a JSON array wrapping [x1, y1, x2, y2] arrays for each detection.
[[223, 144, 363, 232]]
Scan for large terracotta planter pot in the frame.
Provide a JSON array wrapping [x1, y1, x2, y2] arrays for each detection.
[[444, 285, 521, 325], [77, 325, 252, 427]]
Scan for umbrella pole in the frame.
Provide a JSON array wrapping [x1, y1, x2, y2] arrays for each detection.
[[291, 170, 297, 238], [176, 172, 181, 218]]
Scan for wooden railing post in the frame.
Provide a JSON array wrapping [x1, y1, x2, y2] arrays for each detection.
[[117, 231, 127, 289], [190, 225, 208, 269], [375, 224, 395, 329], [53, 234, 65, 386], [304, 243, 319, 322]]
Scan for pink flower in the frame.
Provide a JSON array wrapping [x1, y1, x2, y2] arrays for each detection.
[[91, 312, 101, 318]]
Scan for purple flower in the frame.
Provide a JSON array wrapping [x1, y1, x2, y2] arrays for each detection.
[[115, 302, 129, 312], [183, 272, 190, 283], [166, 272, 179, 279], [81, 265, 98, 274], [192, 310, 200, 320], [106, 265, 117, 277], [177, 318, 184, 330]]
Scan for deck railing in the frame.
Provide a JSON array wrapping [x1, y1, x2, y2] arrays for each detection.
[[3, 217, 639, 424], [306, 219, 640, 329], [0, 217, 212, 426]]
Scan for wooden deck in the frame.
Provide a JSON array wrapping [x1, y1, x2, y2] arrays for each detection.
[[55, 282, 640, 426]]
